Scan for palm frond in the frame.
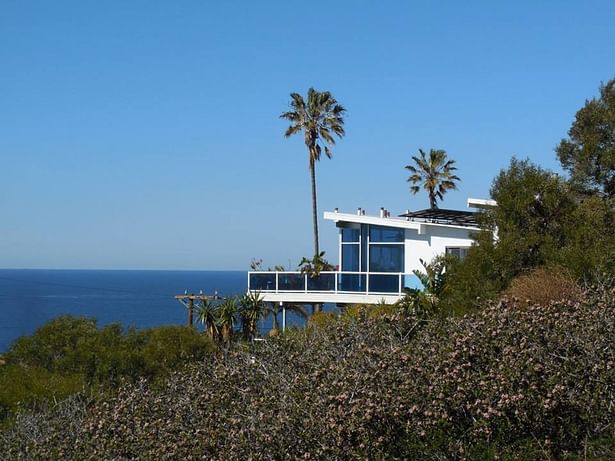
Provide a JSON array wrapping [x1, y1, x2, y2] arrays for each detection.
[[405, 148, 461, 208]]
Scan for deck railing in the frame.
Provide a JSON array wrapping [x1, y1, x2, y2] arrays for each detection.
[[248, 271, 416, 296]]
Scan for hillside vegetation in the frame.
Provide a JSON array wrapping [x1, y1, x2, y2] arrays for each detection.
[[2, 284, 613, 460]]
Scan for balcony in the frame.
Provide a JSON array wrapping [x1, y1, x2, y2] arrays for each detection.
[[247, 271, 420, 305]]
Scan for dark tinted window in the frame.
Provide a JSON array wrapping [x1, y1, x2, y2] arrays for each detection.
[[341, 228, 360, 242], [369, 226, 404, 242]]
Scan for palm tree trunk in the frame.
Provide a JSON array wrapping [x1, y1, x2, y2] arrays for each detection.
[[271, 304, 279, 331], [309, 157, 323, 314], [309, 158, 319, 256], [429, 189, 437, 209]]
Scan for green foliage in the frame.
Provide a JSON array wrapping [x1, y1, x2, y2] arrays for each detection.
[[4, 288, 613, 459], [556, 195, 615, 278], [412, 257, 447, 298], [438, 238, 503, 314], [489, 157, 575, 280], [441, 156, 615, 311], [556, 78, 615, 197], [0, 365, 82, 423], [0, 317, 214, 424], [216, 297, 239, 346], [195, 298, 219, 342], [405, 148, 460, 209], [8, 315, 99, 373], [298, 251, 334, 277], [239, 292, 266, 341]]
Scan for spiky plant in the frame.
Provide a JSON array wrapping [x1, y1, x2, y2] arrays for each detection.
[[195, 299, 219, 343], [216, 298, 239, 346], [281, 88, 346, 255], [239, 292, 266, 341], [405, 148, 460, 209]]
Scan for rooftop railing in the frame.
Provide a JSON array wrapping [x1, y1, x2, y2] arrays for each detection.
[[248, 271, 417, 296]]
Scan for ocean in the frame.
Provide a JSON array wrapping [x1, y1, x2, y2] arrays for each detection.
[[0, 269, 308, 352]]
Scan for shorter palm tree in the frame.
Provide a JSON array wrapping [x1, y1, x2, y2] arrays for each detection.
[[264, 302, 309, 332], [405, 148, 460, 209]]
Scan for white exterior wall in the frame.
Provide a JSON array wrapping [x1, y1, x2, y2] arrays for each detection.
[[404, 225, 475, 273]]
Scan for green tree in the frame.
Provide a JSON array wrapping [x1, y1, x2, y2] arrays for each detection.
[[439, 158, 575, 313], [405, 148, 460, 209], [487, 158, 575, 281], [556, 79, 615, 198], [280, 88, 346, 255]]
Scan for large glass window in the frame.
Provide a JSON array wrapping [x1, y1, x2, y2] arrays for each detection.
[[369, 244, 404, 272], [369, 226, 404, 242], [341, 227, 360, 242], [341, 244, 359, 271], [446, 247, 470, 259]]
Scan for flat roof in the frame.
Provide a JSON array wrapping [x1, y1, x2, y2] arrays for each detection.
[[324, 209, 480, 231], [398, 208, 479, 227]]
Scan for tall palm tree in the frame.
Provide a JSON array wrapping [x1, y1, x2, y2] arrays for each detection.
[[405, 148, 460, 209], [280, 88, 346, 255]]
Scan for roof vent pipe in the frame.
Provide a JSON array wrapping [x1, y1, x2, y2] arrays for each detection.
[[379, 207, 385, 218], [357, 207, 362, 216]]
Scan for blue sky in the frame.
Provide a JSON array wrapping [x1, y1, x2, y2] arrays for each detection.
[[1, 1, 614, 270]]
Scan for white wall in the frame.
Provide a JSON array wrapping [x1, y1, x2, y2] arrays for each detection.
[[404, 225, 475, 273]]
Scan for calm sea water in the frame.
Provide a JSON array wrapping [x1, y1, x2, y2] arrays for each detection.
[[0, 269, 258, 352]]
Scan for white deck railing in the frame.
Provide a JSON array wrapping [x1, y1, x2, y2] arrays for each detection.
[[248, 271, 416, 296]]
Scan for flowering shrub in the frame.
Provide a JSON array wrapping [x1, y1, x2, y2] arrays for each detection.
[[2, 288, 614, 459]]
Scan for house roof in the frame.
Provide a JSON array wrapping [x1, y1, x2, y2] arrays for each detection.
[[399, 208, 479, 227]]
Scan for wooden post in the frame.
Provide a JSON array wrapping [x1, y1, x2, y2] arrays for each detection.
[[188, 297, 194, 327]]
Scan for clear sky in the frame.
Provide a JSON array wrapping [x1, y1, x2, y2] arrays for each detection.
[[1, 1, 614, 270]]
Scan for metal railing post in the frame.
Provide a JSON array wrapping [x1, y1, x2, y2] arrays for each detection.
[[304, 274, 308, 293], [276, 272, 279, 293], [365, 271, 369, 294], [334, 271, 338, 293]]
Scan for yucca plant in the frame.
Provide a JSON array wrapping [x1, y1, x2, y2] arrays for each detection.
[[239, 292, 266, 341], [216, 298, 239, 346], [195, 299, 219, 343]]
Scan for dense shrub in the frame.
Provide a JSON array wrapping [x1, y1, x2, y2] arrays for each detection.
[[2, 287, 613, 459], [505, 266, 582, 305]]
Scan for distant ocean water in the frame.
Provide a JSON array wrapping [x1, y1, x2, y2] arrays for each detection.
[[0, 269, 289, 352]]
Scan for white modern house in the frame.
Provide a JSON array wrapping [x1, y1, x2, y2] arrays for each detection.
[[248, 198, 492, 305]]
